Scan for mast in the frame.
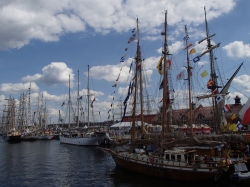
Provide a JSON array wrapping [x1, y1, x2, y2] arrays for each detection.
[[132, 18, 139, 140], [68, 74, 71, 129], [162, 10, 169, 140], [184, 25, 194, 136], [87, 65, 90, 127], [77, 70, 80, 128]]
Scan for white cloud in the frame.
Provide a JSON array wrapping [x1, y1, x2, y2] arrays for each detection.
[[22, 62, 74, 86], [0, 82, 39, 94], [0, 0, 237, 49], [233, 74, 250, 92], [223, 41, 250, 58]]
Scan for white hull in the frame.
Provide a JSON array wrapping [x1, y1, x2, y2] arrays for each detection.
[[59, 135, 106, 146]]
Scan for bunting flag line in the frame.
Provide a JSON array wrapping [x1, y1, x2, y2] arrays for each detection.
[[200, 70, 208, 78], [189, 48, 196, 54], [128, 30, 138, 43]]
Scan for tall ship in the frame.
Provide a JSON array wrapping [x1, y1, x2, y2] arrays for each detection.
[[100, 8, 249, 183]]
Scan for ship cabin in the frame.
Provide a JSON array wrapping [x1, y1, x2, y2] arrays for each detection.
[[163, 149, 197, 163]]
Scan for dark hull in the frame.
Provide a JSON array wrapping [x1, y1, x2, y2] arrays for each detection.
[[110, 150, 221, 182], [5, 135, 22, 143], [21, 136, 37, 141]]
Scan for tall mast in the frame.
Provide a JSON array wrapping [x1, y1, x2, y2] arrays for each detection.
[[131, 18, 140, 140], [77, 70, 80, 128], [162, 10, 168, 140], [87, 65, 90, 127], [184, 25, 194, 136], [68, 74, 71, 129]]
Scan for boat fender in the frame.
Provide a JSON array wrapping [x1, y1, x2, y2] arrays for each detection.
[[214, 169, 225, 182]]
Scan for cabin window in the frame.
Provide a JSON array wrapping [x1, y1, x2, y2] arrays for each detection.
[[165, 154, 170, 160], [177, 155, 181, 161], [171, 155, 175, 161]]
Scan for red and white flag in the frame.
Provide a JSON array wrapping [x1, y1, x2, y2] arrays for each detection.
[[176, 70, 185, 80], [239, 97, 250, 125]]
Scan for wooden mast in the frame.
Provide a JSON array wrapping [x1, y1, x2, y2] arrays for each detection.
[[184, 25, 194, 136], [77, 70, 80, 128], [68, 74, 71, 129]]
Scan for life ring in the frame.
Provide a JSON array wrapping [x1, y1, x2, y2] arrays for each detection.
[[214, 169, 225, 182]]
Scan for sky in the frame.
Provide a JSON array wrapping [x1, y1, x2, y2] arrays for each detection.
[[0, 0, 249, 125]]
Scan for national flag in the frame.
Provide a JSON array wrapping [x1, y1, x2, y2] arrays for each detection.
[[200, 70, 208, 78], [112, 84, 117, 87], [176, 70, 185, 80], [189, 48, 196, 54], [156, 57, 163, 75], [193, 56, 200, 63], [239, 97, 250, 125], [216, 94, 223, 103], [223, 104, 231, 112], [166, 59, 171, 69]]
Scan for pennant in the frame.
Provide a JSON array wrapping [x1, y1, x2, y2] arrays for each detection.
[[112, 84, 117, 87], [193, 56, 200, 63], [189, 48, 196, 54], [200, 70, 208, 78], [216, 94, 223, 103], [176, 70, 185, 80], [156, 56, 163, 75]]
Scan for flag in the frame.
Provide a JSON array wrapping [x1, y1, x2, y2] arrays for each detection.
[[237, 121, 243, 131], [193, 56, 200, 63], [61, 102, 65, 107], [166, 59, 171, 69], [189, 48, 196, 54], [239, 97, 250, 125], [183, 35, 189, 40], [200, 70, 208, 78], [223, 104, 231, 112], [132, 28, 135, 33], [229, 114, 236, 123], [184, 43, 192, 50], [125, 47, 128, 51], [156, 57, 163, 75], [79, 96, 82, 100], [212, 88, 218, 94], [116, 73, 120, 81], [137, 62, 141, 70], [128, 30, 138, 43], [129, 62, 132, 73], [112, 84, 117, 87], [108, 109, 111, 113], [216, 94, 223, 103], [159, 80, 163, 90], [90, 98, 96, 108], [176, 70, 185, 80]]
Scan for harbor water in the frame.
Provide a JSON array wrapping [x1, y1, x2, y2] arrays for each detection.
[[0, 137, 247, 187]]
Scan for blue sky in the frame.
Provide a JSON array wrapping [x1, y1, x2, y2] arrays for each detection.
[[0, 0, 249, 125]]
